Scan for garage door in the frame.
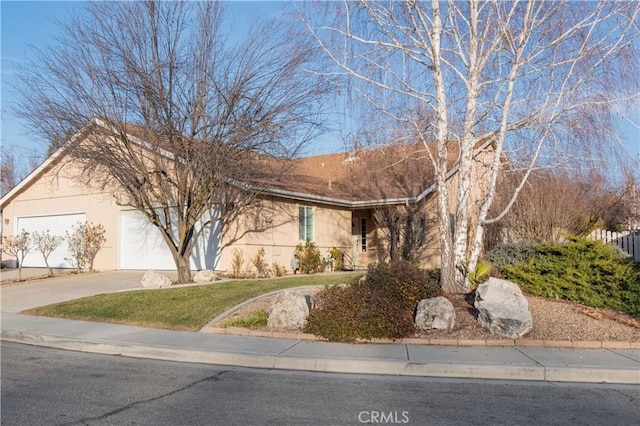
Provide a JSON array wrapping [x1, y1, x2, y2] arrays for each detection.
[[16, 213, 86, 268], [118, 209, 220, 270]]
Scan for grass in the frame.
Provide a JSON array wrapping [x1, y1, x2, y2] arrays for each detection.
[[220, 309, 269, 328], [24, 272, 362, 331]]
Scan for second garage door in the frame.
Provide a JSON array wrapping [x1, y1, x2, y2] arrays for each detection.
[[118, 209, 220, 270]]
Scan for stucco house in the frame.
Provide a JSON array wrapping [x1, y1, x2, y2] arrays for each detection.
[[0, 124, 492, 274]]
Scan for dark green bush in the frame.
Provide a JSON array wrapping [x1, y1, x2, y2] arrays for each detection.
[[294, 241, 325, 274], [361, 261, 441, 310], [304, 284, 415, 342], [486, 243, 537, 270], [499, 236, 640, 317], [304, 262, 442, 342]]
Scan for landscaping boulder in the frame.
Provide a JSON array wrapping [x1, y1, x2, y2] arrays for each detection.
[[415, 296, 455, 331], [141, 270, 172, 289], [267, 290, 310, 332], [192, 270, 219, 283], [474, 278, 533, 339]]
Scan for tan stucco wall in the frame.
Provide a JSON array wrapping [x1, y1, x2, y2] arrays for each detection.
[[218, 195, 352, 274], [1, 161, 120, 270], [2, 145, 493, 273]]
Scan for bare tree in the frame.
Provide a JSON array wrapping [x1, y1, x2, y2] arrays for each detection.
[[0, 148, 18, 197], [304, 1, 640, 292], [1, 144, 42, 197], [32, 230, 64, 277], [374, 202, 433, 263], [1, 230, 33, 281], [15, 1, 327, 283], [488, 170, 603, 244]]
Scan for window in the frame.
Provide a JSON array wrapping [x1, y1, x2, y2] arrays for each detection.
[[299, 206, 313, 241], [361, 217, 367, 252]]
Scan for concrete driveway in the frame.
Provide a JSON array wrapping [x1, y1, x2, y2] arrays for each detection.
[[1, 270, 178, 313]]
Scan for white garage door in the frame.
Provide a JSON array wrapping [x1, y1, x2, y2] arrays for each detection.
[[119, 209, 220, 270], [16, 213, 86, 268]]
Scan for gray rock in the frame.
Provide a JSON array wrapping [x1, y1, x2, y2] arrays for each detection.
[[474, 278, 533, 339], [267, 290, 310, 332], [415, 297, 455, 331], [141, 270, 172, 289], [192, 270, 219, 283]]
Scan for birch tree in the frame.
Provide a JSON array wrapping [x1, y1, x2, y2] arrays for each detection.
[[15, 1, 326, 283], [305, 0, 640, 293]]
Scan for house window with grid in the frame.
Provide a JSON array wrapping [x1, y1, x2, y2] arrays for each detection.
[[299, 206, 313, 241], [361, 217, 367, 252]]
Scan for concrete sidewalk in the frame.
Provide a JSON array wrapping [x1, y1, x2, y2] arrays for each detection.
[[1, 272, 639, 384]]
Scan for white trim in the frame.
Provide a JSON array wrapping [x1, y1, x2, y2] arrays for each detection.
[[0, 144, 66, 209]]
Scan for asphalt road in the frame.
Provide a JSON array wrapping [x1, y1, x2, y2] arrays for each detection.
[[2, 342, 639, 426]]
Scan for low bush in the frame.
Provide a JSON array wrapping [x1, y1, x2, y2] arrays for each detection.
[[486, 242, 537, 270], [361, 261, 441, 310], [230, 249, 245, 278], [466, 259, 492, 289], [251, 248, 270, 278], [305, 261, 442, 342], [304, 284, 415, 342], [328, 247, 346, 271], [271, 262, 287, 277], [498, 236, 640, 317], [295, 241, 325, 274]]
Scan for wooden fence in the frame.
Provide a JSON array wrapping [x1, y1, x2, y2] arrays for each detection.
[[588, 229, 640, 262]]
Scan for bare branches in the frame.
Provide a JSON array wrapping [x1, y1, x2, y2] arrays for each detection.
[[307, 0, 640, 292], [15, 1, 328, 282]]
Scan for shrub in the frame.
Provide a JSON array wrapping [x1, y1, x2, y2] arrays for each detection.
[[361, 261, 441, 310], [1, 229, 34, 281], [294, 241, 325, 274], [251, 247, 270, 278], [328, 247, 346, 271], [486, 243, 537, 270], [230, 248, 245, 278], [65, 222, 106, 272], [304, 284, 415, 342], [32, 230, 64, 277], [466, 259, 492, 289], [500, 236, 640, 317], [271, 262, 287, 277]]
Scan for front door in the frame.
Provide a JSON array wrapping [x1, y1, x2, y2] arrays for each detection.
[[351, 235, 359, 269]]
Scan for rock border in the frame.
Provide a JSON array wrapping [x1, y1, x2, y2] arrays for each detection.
[[200, 285, 639, 349]]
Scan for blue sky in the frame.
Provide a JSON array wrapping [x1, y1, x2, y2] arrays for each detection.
[[1, 1, 349, 159], [2, 1, 639, 170]]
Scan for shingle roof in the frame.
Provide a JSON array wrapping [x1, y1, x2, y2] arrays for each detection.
[[0, 118, 474, 209], [248, 142, 460, 204]]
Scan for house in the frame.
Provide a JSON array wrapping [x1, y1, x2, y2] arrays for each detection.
[[0, 123, 493, 273]]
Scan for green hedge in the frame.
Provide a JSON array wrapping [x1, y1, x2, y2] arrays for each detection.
[[496, 236, 640, 317]]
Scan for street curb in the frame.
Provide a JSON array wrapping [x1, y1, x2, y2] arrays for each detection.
[[3, 330, 638, 384], [202, 327, 640, 350]]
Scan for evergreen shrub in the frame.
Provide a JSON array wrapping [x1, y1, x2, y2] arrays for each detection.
[[495, 236, 640, 317]]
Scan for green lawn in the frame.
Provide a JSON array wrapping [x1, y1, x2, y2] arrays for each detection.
[[24, 273, 362, 331]]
